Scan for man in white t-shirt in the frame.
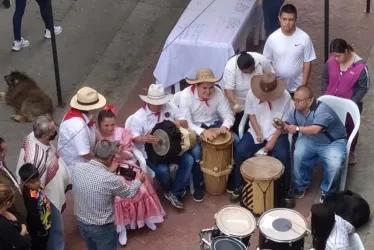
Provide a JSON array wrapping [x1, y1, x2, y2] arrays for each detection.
[[223, 51, 274, 134], [263, 4, 316, 97], [58, 87, 106, 173]]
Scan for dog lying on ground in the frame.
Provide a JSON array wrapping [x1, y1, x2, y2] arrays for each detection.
[[0, 71, 54, 122], [323, 190, 370, 228]]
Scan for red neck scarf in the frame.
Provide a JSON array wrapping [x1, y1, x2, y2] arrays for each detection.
[[259, 100, 272, 110], [191, 85, 210, 107], [142, 103, 161, 122], [63, 108, 95, 127]]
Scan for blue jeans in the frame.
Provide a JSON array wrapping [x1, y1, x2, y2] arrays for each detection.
[[189, 121, 239, 189], [78, 221, 117, 250], [13, 0, 50, 40], [293, 136, 346, 193], [47, 203, 65, 250], [263, 0, 284, 37], [233, 132, 291, 192], [146, 152, 193, 197]]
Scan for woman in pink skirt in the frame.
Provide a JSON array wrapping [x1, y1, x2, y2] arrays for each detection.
[[96, 104, 166, 246]]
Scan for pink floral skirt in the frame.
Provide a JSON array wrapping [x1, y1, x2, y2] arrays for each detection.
[[114, 171, 166, 232]]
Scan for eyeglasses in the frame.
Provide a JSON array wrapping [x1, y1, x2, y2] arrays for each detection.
[[293, 98, 311, 104]]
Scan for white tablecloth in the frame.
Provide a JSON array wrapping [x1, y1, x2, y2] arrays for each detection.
[[154, 0, 263, 89]]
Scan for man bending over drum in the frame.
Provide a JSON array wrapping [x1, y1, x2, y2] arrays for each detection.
[[179, 68, 235, 203], [128, 84, 194, 209], [281, 85, 347, 203], [234, 72, 294, 206]]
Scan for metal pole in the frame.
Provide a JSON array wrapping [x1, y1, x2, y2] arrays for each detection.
[[324, 0, 329, 62], [47, 0, 64, 107], [366, 0, 371, 13]]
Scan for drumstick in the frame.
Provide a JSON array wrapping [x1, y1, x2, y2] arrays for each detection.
[[287, 220, 311, 235]]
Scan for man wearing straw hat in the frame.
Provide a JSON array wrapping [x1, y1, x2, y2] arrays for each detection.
[[58, 87, 107, 174], [234, 72, 294, 206], [180, 68, 235, 203], [128, 84, 194, 209]]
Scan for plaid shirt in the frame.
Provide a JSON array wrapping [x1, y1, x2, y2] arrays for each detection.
[[71, 159, 141, 225]]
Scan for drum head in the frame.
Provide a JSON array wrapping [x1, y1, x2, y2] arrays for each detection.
[[215, 205, 256, 237], [258, 208, 307, 243], [204, 129, 232, 145], [211, 236, 247, 250], [240, 156, 284, 181]]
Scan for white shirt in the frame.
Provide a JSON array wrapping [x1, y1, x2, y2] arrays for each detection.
[[179, 86, 235, 136], [263, 27, 316, 92], [128, 102, 184, 158], [17, 132, 71, 211], [58, 114, 96, 173], [325, 215, 355, 250], [244, 90, 294, 143], [223, 52, 274, 111]]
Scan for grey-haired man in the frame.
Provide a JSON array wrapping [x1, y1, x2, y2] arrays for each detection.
[[72, 140, 145, 250]]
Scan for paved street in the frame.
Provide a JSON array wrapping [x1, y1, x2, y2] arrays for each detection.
[[1, 0, 374, 249]]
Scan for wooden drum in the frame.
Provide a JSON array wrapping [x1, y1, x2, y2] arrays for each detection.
[[240, 156, 284, 215], [200, 129, 234, 195]]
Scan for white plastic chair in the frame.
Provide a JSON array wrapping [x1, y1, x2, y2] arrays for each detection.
[[317, 95, 361, 191], [124, 114, 156, 180], [349, 233, 365, 250], [238, 113, 292, 155]]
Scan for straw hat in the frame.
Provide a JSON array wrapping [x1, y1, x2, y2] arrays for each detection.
[[139, 84, 173, 105], [185, 68, 222, 85], [251, 72, 286, 101], [70, 87, 106, 111]]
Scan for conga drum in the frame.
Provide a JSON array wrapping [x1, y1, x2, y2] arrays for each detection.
[[240, 156, 284, 215], [200, 129, 234, 195], [258, 208, 307, 249]]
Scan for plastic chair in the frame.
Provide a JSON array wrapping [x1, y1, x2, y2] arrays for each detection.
[[238, 113, 292, 155], [124, 114, 156, 180], [317, 95, 361, 191], [349, 233, 365, 250]]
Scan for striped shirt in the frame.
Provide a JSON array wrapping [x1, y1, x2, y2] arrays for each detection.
[[72, 159, 141, 225], [325, 214, 355, 250]]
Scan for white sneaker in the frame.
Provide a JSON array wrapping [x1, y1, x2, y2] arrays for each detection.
[[12, 38, 30, 51], [44, 26, 62, 39]]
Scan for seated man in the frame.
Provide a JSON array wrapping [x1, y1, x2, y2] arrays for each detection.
[[283, 85, 347, 202], [180, 68, 235, 203], [129, 84, 193, 210], [223, 51, 274, 134], [234, 72, 294, 205]]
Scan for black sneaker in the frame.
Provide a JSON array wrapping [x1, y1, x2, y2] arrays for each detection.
[[164, 192, 183, 209], [226, 182, 235, 194], [283, 192, 296, 208], [2, 0, 10, 8], [293, 189, 306, 199], [193, 188, 204, 203], [230, 189, 240, 203]]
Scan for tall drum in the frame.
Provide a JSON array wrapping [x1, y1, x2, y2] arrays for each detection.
[[258, 208, 308, 250], [201, 129, 234, 195], [240, 156, 284, 215]]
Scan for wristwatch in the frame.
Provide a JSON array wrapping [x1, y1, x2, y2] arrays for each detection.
[[296, 126, 300, 132]]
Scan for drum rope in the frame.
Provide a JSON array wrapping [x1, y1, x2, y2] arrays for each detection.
[[255, 181, 272, 212]]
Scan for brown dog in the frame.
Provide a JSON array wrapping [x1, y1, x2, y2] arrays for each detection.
[[0, 71, 54, 122]]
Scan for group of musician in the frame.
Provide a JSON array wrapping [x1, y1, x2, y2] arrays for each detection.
[[0, 3, 369, 250]]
